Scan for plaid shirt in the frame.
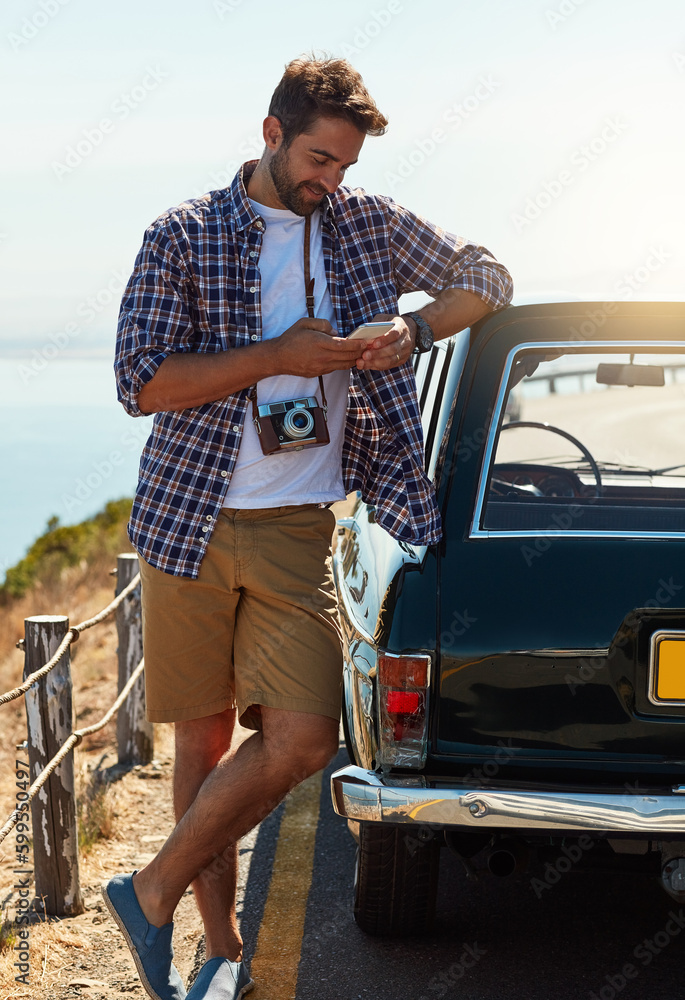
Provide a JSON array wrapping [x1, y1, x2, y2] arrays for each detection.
[[115, 161, 513, 578]]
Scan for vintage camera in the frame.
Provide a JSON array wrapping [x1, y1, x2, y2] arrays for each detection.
[[254, 396, 330, 455]]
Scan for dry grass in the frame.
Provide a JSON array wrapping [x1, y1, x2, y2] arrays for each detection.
[[0, 542, 130, 828], [76, 767, 117, 855], [0, 531, 137, 998], [0, 723, 180, 998], [0, 916, 89, 998], [0, 914, 16, 954], [78, 771, 116, 854], [0, 532, 130, 670]]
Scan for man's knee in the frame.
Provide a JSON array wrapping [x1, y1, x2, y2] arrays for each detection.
[[261, 710, 340, 777], [291, 737, 338, 779], [175, 707, 236, 769]]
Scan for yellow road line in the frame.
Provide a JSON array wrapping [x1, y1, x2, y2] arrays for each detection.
[[249, 769, 323, 1000], [408, 798, 444, 820]]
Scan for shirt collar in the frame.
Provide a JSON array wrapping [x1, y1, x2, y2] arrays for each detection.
[[227, 160, 261, 232], [228, 160, 338, 233]]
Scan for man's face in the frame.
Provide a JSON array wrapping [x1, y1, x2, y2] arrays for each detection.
[[267, 116, 365, 215]]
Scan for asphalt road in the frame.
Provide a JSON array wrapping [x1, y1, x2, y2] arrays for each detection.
[[232, 747, 684, 1000]]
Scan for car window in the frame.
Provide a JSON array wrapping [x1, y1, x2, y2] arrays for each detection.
[[415, 331, 470, 479], [477, 345, 685, 535], [420, 343, 448, 444]]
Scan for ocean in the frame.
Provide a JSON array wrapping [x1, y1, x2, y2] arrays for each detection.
[[7, 348, 682, 583], [0, 357, 153, 581]]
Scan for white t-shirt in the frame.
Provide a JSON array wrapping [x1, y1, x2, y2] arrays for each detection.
[[223, 201, 349, 508]]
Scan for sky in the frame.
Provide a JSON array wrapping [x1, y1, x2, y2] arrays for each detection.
[[0, 0, 684, 572], [1, 0, 684, 358]]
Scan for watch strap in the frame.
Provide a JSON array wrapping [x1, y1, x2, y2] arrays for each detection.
[[405, 311, 435, 354]]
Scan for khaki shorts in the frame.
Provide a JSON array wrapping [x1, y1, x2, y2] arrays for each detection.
[[139, 504, 342, 731]]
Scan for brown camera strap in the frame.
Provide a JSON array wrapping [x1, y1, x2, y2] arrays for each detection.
[[303, 213, 316, 317], [248, 212, 327, 432]]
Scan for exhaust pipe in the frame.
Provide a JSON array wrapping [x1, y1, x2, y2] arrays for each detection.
[[487, 838, 529, 877]]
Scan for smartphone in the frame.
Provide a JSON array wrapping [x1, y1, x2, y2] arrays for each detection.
[[347, 321, 395, 341]]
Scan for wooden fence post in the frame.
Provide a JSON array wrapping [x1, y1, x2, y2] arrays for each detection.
[[116, 553, 152, 765], [23, 615, 84, 917]]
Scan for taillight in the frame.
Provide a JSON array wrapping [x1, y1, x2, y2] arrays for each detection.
[[386, 691, 420, 714], [377, 651, 431, 768]]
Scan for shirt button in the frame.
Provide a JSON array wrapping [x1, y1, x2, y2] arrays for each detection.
[[250, 334, 259, 341], [249, 286, 257, 293], [220, 470, 228, 478], [249, 251, 257, 258], [232, 424, 240, 432], [205, 515, 213, 522], [256, 220, 264, 229], [201, 526, 209, 533]]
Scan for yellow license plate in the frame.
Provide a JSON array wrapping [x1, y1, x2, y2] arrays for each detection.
[[655, 636, 685, 701]]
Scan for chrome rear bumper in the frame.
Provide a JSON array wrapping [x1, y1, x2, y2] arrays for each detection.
[[331, 765, 685, 834]]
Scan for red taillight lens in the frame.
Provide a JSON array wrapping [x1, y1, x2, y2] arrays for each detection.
[[386, 690, 420, 714], [377, 651, 431, 768], [378, 654, 429, 688]]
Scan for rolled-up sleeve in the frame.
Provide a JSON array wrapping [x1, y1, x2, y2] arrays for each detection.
[[383, 197, 514, 311], [114, 224, 196, 417]]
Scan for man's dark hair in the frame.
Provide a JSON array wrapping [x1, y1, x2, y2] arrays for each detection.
[[268, 54, 388, 147]]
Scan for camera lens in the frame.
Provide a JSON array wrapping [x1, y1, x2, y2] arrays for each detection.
[[283, 406, 315, 440]]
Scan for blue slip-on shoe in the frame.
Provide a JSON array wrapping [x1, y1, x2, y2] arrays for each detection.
[[101, 871, 186, 1000], [187, 957, 254, 999]]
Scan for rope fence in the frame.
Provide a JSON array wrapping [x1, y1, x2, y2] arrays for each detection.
[[0, 553, 150, 917], [0, 570, 140, 707], [0, 657, 145, 849]]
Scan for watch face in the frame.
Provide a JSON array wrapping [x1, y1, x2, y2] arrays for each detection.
[[409, 313, 433, 353], [419, 324, 433, 352]]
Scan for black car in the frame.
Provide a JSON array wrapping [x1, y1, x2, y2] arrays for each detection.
[[331, 301, 685, 936]]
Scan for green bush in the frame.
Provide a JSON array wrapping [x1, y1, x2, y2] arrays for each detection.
[[0, 498, 133, 602]]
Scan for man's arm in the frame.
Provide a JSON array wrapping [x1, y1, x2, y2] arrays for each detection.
[[138, 318, 365, 413], [115, 223, 364, 416], [407, 285, 493, 340], [354, 196, 513, 371], [355, 287, 491, 371]]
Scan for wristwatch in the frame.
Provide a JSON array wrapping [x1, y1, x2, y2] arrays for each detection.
[[405, 311, 434, 354]]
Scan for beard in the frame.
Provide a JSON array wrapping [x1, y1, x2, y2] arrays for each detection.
[[267, 145, 327, 216]]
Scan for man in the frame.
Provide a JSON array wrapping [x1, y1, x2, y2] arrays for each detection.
[[106, 55, 513, 1000]]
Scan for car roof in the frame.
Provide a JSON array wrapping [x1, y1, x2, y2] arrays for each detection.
[[469, 300, 685, 351]]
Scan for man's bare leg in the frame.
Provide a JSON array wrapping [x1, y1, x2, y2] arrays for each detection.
[[173, 708, 242, 962], [132, 707, 339, 929]]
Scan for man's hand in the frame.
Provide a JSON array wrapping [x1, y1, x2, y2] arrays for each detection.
[[273, 317, 367, 376], [354, 289, 497, 372], [138, 316, 365, 414], [354, 313, 415, 371]]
